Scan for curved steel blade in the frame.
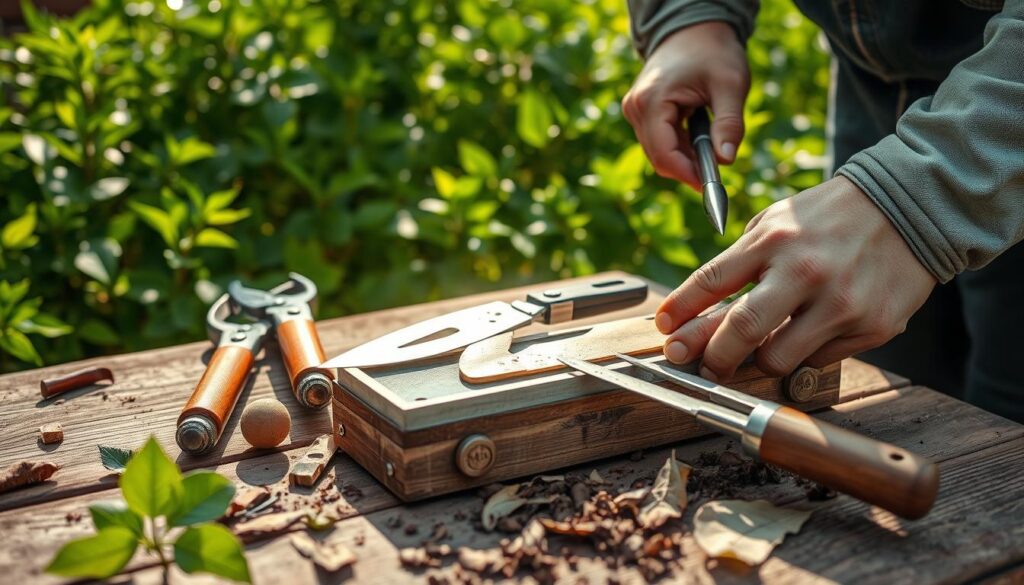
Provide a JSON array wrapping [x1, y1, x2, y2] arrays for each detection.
[[321, 301, 533, 369]]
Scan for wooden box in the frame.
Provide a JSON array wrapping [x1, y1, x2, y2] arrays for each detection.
[[331, 317, 841, 501]]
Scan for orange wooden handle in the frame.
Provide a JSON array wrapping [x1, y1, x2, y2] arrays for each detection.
[[277, 319, 327, 386], [178, 345, 254, 430], [759, 406, 939, 520], [40, 367, 114, 398]]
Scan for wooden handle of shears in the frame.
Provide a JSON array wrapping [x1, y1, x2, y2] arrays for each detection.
[[177, 345, 254, 431], [277, 318, 329, 387], [758, 406, 939, 520]]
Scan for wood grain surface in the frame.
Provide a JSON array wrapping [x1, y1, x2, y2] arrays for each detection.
[[0, 272, 1020, 585]]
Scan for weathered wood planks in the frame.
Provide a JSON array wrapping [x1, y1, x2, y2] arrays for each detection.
[[4, 383, 1021, 584]]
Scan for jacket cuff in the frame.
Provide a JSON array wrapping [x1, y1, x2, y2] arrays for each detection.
[[629, 0, 757, 59], [837, 147, 959, 283]]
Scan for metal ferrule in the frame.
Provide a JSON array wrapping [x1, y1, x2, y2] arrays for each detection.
[[694, 404, 748, 438], [740, 402, 781, 458], [176, 414, 219, 455], [693, 135, 722, 186], [297, 371, 333, 409]]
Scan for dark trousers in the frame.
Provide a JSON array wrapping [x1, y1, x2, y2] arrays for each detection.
[[830, 54, 1024, 423]]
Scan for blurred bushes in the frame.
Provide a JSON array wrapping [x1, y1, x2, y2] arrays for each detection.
[[0, 0, 828, 371]]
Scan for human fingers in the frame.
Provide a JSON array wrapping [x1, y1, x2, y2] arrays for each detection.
[[708, 72, 749, 163], [655, 233, 764, 334], [662, 302, 731, 364], [699, 270, 807, 381]]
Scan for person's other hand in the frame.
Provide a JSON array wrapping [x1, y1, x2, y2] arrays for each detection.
[[622, 22, 750, 190], [655, 177, 937, 381]]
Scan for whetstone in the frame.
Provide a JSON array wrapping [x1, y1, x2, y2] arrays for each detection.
[[289, 434, 337, 487]]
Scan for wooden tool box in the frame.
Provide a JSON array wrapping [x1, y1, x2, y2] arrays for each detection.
[[332, 314, 841, 501]]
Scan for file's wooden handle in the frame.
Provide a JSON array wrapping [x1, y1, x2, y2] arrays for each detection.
[[759, 406, 939, 520]]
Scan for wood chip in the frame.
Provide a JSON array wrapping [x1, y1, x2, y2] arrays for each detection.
[[290, 531, 357, 572], [289, 434, 337, 487], [38, 423, 63, 444], [228, 487, 271, 517], [233, 511, 306, 541], [0, 460, 58, 494]]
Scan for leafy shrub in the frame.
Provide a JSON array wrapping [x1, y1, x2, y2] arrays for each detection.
[[0, 0, 828, 371]]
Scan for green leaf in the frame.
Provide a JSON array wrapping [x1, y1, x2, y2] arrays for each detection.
[[120, 437, 183, 518], [89, 501, 144, 536], [16, 313, 72, 338], [98, 445, 134, 471], [0, 328, 42, 365], [487, 14, 527, 49], [88, 177, 130, 202], [431, 167, 457, 200], [74, 238, 121, 285], [174, 524, 252, 583], [0, 133, 23, 154], [169, 136, 217, 166], [205, 208, 251, 226], [204, 188, 240, 213], [169, 472, 236, 527], [2, 204, 38, 250], [194, 228, 238, 249], [517, 90, 552, 148], [79, 318, 120, 346], [45, 527, 138, 579], [129, 202, 179, 248], [457, 140, 497, 177]]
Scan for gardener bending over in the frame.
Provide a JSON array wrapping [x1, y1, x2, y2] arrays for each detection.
[[623, 0, 1024, 422]]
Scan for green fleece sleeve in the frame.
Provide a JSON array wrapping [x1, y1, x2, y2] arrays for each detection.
[[627, 0, 760, 58], [837, 1, 1024, 283]]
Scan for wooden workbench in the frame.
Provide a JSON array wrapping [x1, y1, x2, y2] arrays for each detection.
[[1, 272, 1021, 584]]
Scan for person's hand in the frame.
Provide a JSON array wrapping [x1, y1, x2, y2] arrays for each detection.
[[655, 176, 937, 381], [622, 22, 750, 190]]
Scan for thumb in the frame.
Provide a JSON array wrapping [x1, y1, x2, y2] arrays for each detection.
[[709, 84, 747, 164]]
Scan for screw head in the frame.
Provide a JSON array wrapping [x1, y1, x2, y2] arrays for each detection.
[[455, 434, 496, 478], [385, 462, 395, 477], [785, 367, 820, 402], [337, 423, 346, 437]]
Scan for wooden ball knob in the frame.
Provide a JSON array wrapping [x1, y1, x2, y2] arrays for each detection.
[[240, 398, 291, 449]]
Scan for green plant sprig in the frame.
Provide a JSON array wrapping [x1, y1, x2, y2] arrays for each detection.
[[46, 436, 251, 583]]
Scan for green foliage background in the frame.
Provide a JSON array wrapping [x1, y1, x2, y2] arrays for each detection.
[[0, 0, 829, 372]]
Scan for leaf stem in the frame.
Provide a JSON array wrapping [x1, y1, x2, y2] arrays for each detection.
[[149, 517, 171, 585]]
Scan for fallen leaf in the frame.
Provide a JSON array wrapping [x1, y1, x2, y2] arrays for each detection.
[[480, 484, 552, 531], [613, 486, 650, 506], [638, 451, 690, 529], [693, 499, 813, 565], [290, 531, 357, 572], [588, 470, 606, 484], [98, 446, 133, 471]]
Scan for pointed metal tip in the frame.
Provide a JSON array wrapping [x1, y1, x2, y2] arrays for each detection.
[[703, 182, 728, 235]]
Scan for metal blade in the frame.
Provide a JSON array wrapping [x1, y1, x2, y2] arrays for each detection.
[[321, 301, 534, 369], [557, 356, 707, 416], [613, 353, 761, 414]]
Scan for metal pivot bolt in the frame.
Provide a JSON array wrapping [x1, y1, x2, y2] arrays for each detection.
[[785, 367, 820, 403], [297, 372, 333, 409], [455, 434, 497, 478]]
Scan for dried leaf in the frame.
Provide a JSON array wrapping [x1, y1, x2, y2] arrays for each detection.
[[480, 484, 552, 531], [693, 499, 813, 565], [638, 451, 690, 529], [98, 446, 134, 471], [291, 532, 357, 572], [588, 470, 606, 484], [613, 486, 650, 506]]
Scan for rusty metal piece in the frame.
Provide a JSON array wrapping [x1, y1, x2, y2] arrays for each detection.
[[784, 367, 820, 403], [40, 367, 114, 399], [455, 434, 496, 478]]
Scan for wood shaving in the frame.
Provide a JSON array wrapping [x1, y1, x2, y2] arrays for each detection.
[[290, 531, 357, 572]]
